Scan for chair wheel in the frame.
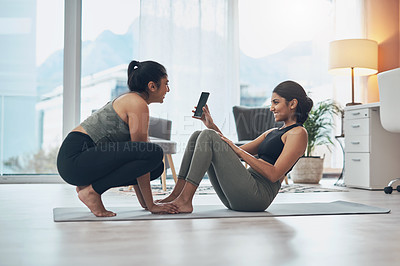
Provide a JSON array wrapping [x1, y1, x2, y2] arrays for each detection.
[[384, 186, 393, 194], [397, 185, 400, 192]]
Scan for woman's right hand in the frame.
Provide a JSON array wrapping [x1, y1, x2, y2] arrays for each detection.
[[148, 202, 179, 214], [192, 104, 215, 129]]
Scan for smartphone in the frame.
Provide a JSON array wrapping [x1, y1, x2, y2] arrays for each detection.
[[193, 92, 210, 118]]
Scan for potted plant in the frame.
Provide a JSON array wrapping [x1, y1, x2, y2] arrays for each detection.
[[290, 100, 342, 184]]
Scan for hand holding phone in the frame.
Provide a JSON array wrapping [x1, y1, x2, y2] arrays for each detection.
[[193, 92, 210, 118]]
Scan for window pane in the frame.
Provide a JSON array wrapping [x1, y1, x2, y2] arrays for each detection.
[[80, 0, 140, 121], [0, 0, 64, 174], [238, 0, 334, 106], [238, 0, 344, 171]]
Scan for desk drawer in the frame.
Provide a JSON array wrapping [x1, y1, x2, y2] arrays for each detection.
[[345, 109, 369, 120], [345, 135, 370, 152], [344, 153, 370, 188], [344, 117, 370, 136]]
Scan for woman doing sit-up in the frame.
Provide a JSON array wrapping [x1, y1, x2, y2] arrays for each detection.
[[158, 80, 313, 213]]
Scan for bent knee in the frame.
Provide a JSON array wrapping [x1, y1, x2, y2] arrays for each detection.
[[147, 143, 164, 161], [199, 129, 227, 147], [199, 129, 220, 140], [189, 130, 202, 142]]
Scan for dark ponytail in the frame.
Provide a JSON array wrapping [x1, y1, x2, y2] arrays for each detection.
[[127, 60, 167, 97], [273, 80, 313, 124]]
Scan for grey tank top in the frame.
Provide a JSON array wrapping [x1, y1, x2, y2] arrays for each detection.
[[81, 101, 131, 144]]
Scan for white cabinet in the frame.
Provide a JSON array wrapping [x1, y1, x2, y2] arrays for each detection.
[[344, 103, 400, 189]]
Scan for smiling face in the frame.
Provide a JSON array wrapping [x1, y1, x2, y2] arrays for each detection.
[[270, 92, 297, 123], [148, 76, 170, 103]]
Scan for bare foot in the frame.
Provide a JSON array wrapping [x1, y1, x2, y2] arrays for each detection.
[[156, 179, 186, 204], [170, 197, 193, 213], [78, 185, 116, 217], [155, 193, 179, 204], [76, 185, 88, 193], [148, 203, 180, 214]]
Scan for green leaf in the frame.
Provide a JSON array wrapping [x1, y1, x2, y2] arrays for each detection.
[[303, 100, 342, 157]]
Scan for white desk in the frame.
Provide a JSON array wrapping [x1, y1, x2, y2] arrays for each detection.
[[344, 102, 400, 189]]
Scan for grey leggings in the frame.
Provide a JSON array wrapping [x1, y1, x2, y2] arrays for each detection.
[[178, 129, 281, 212]]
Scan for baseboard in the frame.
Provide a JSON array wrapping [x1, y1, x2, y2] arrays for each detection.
[[0, 175, 65, 184]]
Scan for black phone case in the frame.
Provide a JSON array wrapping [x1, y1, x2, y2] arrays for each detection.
[[193, 92, 210, 117]]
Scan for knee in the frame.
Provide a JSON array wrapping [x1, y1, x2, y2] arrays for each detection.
[[196, 129, 226, 150], [189, 130, 202, 142], [199, 129, 219, 139], [148, 143, 164, 162], [151, 161, 164, 180], [198, 129, 223, 144]]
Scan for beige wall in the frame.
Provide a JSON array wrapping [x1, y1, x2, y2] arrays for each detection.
[[365, 0, 400, 102]]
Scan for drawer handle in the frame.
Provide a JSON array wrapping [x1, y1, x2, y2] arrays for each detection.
[[352, 158, 361, 162], [351, 124, 360, 128], [352, 112, 361, 116], [351, 141, 360, 145]]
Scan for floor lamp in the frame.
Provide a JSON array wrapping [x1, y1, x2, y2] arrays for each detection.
[[329, 39, 378, 106]]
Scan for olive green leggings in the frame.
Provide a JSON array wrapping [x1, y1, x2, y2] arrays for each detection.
[[178, 129, 281, 212]]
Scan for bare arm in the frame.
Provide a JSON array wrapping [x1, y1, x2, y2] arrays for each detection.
[[122, 96, 177, 213], [193, 105, 274, 156], [136, 173, 179, 214], [220, 127, 307, 183], [133, 185, 147, 209], [239, 128, 276, 155], [127, 101, 150, 142]]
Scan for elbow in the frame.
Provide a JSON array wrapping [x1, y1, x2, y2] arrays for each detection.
[[269, 174, 282, 183], [263, 168, 283, 183]]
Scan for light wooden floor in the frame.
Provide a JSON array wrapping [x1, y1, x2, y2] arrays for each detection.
[[0, 178, 399, 266]]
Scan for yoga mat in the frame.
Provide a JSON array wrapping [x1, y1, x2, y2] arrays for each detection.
[[53, 201, 390, 222]]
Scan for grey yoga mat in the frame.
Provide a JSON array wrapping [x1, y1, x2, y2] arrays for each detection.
[[53, 201, 390, 222]]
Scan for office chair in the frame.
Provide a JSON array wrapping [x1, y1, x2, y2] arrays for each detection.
[[377, 68, 400, 194], [232, 105, 283, 145]]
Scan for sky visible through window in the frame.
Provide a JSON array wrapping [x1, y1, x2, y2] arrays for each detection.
[[239, 0, 332, 58], [36, 0, 332, 65], [36, 0, 140, 66]]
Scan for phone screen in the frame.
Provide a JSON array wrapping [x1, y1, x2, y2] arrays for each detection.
[[193, 92, 210, 117]]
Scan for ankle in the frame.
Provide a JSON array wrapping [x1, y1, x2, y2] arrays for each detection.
[[170, 190, 181, 198], [83, 185, 98, 195], [176, 192, 193, 203]]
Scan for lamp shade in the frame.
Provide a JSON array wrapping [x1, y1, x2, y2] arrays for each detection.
[[329, 39, 378, 76]]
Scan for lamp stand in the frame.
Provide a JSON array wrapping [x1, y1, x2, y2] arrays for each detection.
[[346, 67, 362, 106]]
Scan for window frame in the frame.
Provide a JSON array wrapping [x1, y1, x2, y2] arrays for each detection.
[[1, 0, 81, 183]]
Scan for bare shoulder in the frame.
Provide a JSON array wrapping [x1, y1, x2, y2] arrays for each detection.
[[114, 93, 148, 113], [288, 126, 308, 136], [282, 126, 307, 144]]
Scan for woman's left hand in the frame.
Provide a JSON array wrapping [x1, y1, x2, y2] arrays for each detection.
[[218, 133, 242, 155]]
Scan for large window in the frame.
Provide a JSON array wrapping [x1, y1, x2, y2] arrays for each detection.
[[1, 0, 366, 178], [0, 0, 64, 175], [238, 0, 335, 107]]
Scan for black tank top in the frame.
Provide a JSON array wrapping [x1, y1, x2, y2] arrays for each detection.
[[258, 123, 302, 166]]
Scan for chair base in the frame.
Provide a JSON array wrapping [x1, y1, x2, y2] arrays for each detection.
[[384, 178, 400, 194]]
